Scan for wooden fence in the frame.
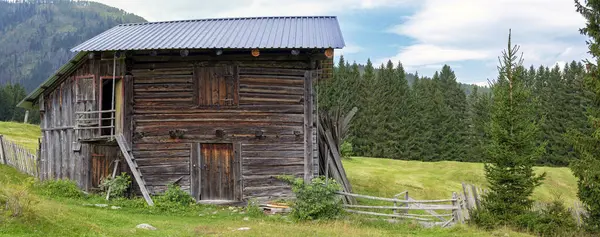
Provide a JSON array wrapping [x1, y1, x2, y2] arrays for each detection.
[[0, 135, 40, 177], [337, 191, 461, 227]]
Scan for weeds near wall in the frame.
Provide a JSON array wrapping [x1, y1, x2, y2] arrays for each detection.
[[99, 172, 131, 198], [0, 179, 38, 220], [35, 179, 83, 199], [279, 175, 343, 221]]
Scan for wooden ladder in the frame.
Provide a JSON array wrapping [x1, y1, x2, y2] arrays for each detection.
[[115, 134, 154, 206]]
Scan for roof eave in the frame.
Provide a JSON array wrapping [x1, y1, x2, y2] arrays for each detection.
[[17, 52, 88, 110]]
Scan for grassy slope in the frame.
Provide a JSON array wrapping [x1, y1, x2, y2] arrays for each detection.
[[0, 122, 547, 236], [343, 157, 578, 205], [0, 121, 41, 152], [0, 165, 528, 237]]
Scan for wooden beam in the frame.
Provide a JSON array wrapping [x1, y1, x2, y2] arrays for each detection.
[[303, 70, 314, 183]]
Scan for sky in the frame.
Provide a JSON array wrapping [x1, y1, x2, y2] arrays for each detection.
[[95, 0, 589, 86]]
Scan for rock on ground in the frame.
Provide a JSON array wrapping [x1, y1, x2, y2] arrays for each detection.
[[136, 224, 157, 230]]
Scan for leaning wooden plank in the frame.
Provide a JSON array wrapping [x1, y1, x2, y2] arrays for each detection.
[[0, 135, 5, 165], [408, 197, 447, 222], [116, 134, 154, 206], [106, 160, 120, 200], [325, 130, 352, 192], [345, 209, 433, 221]]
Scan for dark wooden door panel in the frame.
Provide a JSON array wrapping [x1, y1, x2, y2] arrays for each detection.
[[199, 143, 234, 200]]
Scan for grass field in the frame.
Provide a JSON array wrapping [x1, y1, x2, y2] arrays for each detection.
[[0, 121, 41, 152], [343, 157, 578, 206], [0, 121, 576, 236], [0, 164, 531, 237]]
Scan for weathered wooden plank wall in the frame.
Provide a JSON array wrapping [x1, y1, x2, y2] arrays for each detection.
[[128, 51, 321, 201], [39, 53, 126, 191], [36, 50, 326, 201]]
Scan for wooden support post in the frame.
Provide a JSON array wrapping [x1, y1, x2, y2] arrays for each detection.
[[452, 192, 462, 224], [0, 135, 6, 165], [404, 191, 409, 214], [24, 110, 29, 123], [105, 160, 120, 200], [471, 185, 481, 209], [303, 70, 314, 183]]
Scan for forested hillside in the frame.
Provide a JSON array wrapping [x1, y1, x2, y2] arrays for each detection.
[[319, 56, 590, 166], [0, 0, 145, 90], [0, 0, 145, 123]]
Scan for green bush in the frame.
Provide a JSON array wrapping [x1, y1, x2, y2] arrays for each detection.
[[513, 201, 578, 237], [153, 184, 196, 213], [279, 175, 343, 221], [340, 141, 353, 158], [99, 172, 131, 198], [470, 208, 504, 230], [472, 200, 580, 237], [35, 179, 83, 199]]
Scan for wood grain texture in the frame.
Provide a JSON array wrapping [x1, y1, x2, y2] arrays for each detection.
[[37, 51, 323, 202]]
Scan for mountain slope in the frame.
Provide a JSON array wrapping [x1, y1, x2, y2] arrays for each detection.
[[0, 0, 146, 91]]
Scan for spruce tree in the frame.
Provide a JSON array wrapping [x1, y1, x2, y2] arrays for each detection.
[[481, 30, 546, 221], [569, 0, 600, 231]]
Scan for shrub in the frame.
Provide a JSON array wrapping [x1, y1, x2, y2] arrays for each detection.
[[153, 184, 196, 213], [35, 179, 83, 199], [279, 175, 343, 221], [472, 200, 580, 237], [99, 172, 131, 198], [513, 201, 578, 237], [470, 208, 504, 230], [340, 141, 353, 158]]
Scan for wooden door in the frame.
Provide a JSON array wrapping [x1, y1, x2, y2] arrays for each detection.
[[199, 143, 234, 200]]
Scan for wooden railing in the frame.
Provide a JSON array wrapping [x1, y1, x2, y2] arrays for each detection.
[[337, 191, 461, 227], [0, 135, 40, 177], [75, 110, 116, 140]]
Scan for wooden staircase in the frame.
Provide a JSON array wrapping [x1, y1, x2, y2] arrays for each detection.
[[115, 134, 154, 206]]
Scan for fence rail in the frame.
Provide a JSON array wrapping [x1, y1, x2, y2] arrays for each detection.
[[337, 191, 460, 227], [0, 135, 40, 177]]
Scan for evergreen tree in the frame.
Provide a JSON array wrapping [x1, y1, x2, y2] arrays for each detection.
[[353, 59, 378, 156], [438, 65, 468, 161], [569, 0, 600, 232], [467, 86, 492, 162], [482, 30, 546, 220]]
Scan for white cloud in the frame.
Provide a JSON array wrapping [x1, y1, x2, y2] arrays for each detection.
[[474, 81, 490, 87], [95, 0, 415, 21], [380, 0, 589, 82], [337, 43, 364, 56], [383, 44, 489, 68]]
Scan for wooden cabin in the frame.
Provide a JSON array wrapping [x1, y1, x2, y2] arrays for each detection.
[[18, 16, 345, 205]]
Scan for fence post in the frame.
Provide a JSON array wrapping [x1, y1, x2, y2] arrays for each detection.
[[37, 138, 41, 179], [24, 110, 29, 123], [452, 192, 462, 224], [404, 191, 409, 214], [0, 135, 5, 165]]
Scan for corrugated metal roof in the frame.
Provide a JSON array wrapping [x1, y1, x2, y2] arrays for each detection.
[[72, 16, 345, 51]]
